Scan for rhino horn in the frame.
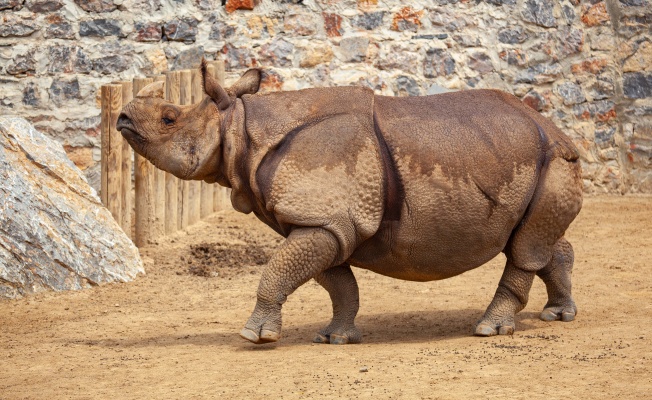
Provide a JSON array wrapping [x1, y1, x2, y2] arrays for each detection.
[[136, 81, 165, 99], [201, 58, 231, 111]]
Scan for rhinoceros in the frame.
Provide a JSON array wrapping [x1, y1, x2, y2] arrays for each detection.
[[117, 60, 583, 345]]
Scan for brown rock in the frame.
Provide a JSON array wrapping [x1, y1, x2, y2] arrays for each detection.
[[581, 2, 610, 27], [391, 6, 423, 32], [74, 0, 117, 13], [323, 13, 343, 37], [300, 43, 334, 68], [571, 57, 608, 74], [225, 0, 258, 13], [144, 48, 168, 74], [623, 41, 652, 72], [284, 14, 315, 36]]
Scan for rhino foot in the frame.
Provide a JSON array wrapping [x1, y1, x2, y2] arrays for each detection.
[[239, 328, 280, 344], [474, 319, 515, 337], [313, 326, 362, 345], [540, 303, 576, 322]]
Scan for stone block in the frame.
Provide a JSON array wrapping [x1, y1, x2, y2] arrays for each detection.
[[623, 41, 652, 73], [573, 100, 617, 122], [571, 57, 608, 74], [498, 26, 528, 44], [24, 0, 62, 12], [22, 82, 40, 107], [339, 36, 369, 62], [0, 14, 39, 37], [299, 43, 334, 68], [44, 13, 75, 39], [377, 45, 420, 71], [134, 21, 162, 42], [468, 52, 494, 74], [284, 14, 316, 36], [323, 13, 343, 37], [92, 55, 132, 74], [259, 39, 294, 68], [74, 0, 117, 13], [352, 11, 385, 30], [171, 46, 204, 70], [396, 75, 421, 96], [515, 63, 562, 84], [209, 21, 236, 40], [225, 0, 259, 13], [391, 6, 423, 32], [556, 81, 586, 105], [163, 17, 199, 43], [6, 50, 36, 76], [581, 2, 610, 27], [499, 49, 527, 66], [623, 72, 652, 99], [49, 78, 81, 107], [0, 0, 22, 10], [522, 0, 557, 28], [423, 48, 455, 77], [222, 43, 257, 70], [80, 19, 123, 37]]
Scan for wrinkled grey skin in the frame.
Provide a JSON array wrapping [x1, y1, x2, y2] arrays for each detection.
[[117, 61, 583, 345]]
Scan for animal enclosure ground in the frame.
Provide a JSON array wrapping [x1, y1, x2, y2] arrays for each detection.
[[1, 196, 651, 399]]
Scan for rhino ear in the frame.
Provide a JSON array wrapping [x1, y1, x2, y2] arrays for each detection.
[[136, 81, 165, 99], [228, 69, 262, 98], [201, 58, 231, 110]]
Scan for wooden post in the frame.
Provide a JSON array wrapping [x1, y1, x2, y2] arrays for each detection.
[[100, 84, 123, 225], [189, 69, 203, 226], [165, 71, 180, 235], [211, 59, 230, 213], [178, 70, 192, 231], [132, 77, 155, 247], [150, 75, 167, 239], [116, 80, 134, 239]]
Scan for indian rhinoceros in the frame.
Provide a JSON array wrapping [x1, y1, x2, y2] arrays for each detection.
[[117, 60, 583, 345]]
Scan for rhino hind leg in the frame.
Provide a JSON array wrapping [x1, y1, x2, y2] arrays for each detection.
[[475, 157, 582, 337], [537, 238, 576, 322], [240, 228, 340, 344], [313, 264, 362, 345]]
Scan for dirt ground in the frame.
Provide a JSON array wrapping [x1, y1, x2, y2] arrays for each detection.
[[1, 196, 651, 399]]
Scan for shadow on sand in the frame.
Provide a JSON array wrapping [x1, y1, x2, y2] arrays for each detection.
[[77, 309, 542, 350]]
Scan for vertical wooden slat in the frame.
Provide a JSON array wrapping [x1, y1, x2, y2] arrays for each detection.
[[178, 70, 192, 231], [100, 84, 123, 225], [133, 77, 155, 247], [165, 71, 180, 235], [188, 69, 203, 226], [117, 80, 134, 239], [150, 75, 167, 238]]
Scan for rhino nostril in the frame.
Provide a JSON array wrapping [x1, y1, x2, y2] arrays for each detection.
[[116, 113, 132, 130]]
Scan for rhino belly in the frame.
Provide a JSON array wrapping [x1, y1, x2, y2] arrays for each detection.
[[348, 163, 537, 281]]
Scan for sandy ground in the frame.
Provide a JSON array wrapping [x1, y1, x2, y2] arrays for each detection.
[[1, 196, 651, 399]]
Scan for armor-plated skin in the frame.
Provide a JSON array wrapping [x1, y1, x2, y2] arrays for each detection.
[[117, 61, 583, 344]]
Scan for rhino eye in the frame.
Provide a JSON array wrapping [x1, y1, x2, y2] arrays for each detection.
[[162, 117, 175, 125]]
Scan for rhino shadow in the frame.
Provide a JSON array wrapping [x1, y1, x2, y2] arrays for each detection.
[[75, 309, 539, 350]]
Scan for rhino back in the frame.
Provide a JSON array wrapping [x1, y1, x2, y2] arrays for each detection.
[[349, 90, 546, 281]]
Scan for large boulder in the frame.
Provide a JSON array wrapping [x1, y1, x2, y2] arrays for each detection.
[[0, 116, 144, 299]]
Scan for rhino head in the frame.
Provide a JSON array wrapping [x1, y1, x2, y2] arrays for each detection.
[[116, 59, 261, 183]]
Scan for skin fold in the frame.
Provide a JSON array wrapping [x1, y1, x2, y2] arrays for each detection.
[[117, 60, 583, 345]]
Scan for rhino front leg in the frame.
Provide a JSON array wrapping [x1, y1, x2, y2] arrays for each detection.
[[240, 228, 340, 344], [313, 264, 362, 345]]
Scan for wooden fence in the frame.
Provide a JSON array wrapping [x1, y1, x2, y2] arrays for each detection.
[[100, 60, 229, 247]]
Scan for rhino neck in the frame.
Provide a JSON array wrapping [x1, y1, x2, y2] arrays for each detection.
[[219, 99, 257, 214]]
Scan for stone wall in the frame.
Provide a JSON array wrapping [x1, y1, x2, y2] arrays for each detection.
[[1, 0, 651, 193]]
